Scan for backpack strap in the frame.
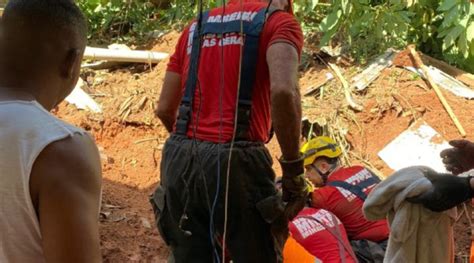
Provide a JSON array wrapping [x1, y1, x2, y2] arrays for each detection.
[[300, 213, 358, 262], [327, 176, 380, 201]]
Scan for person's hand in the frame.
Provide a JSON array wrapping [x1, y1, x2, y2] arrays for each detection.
[[407, 170, 473, 212], [279, 158, 311, 220], [279, 159, 307, 201], [440, 140, 474, 175]]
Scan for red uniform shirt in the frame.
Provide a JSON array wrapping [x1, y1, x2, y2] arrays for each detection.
[[289, 207, 357, 263], [167, 2, 303, 143], [311, 166, 390, 242]]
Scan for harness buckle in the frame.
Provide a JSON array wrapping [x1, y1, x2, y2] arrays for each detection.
[[235, 102, 252, 139], [175, 103, 191, 135]]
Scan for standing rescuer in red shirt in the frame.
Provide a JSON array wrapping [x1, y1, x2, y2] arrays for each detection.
[[301, 136, 390, 261], [150, 0, 309, 262]]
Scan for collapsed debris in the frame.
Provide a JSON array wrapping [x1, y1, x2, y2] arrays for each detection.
[[378, 120, 450, 173], [407, 45, 466, 137], [328, 62, 364, 111], [351, 49, 396, 91], [65, 78, 102, 113], [303, 72, 334, 96]]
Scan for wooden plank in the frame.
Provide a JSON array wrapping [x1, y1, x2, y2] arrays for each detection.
[[408, 45, 466, 137], [83, 47, 169, 64], [421, 53, 474, 89]]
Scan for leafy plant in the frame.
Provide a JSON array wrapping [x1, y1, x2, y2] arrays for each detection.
[[313, 0, 474, 72], [79, 0, 196, 45], [78, 0, 222, 45]]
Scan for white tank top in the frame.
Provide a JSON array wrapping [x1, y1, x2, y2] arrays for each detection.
[[0, 100, 86, 262]]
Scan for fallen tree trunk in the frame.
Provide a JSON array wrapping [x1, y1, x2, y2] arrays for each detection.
[[83, 47, 169, 64]]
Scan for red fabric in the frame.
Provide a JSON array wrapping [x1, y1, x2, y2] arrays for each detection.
[[311, 166, 390, 242], [166, 2, 303, 143], [289, 207, 357, 263]]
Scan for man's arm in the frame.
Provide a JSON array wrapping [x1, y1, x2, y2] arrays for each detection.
[[267, 42, 301, 161], [30, 134, 102, 263], [267, 42, 307, 220], [156, 72, 182, 132], [407, 170, 474, 212]]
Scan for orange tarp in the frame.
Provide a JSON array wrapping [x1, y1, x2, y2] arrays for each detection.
[[283, 236, 317, 263]]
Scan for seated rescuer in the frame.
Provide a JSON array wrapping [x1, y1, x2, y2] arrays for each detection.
[[151, 0, 309, 262], [300, 137, 390, 259], [288, 207, 358, 263], [277, 179, 357, 263], [0, 0, 102, 262]]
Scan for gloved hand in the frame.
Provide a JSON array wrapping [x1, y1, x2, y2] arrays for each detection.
[[407, 171, 474, 212], [279, 159, 308, 201], [279, 158, 311, 220], [440, 140, 474, 175]]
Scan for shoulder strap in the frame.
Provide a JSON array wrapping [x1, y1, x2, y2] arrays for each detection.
[[328, 181, 368, 201], [175, 7, 274, 140], [175, 11, 210, 135], [300, 214, 357, 262], [234, 8, 267, 140], [328, 175, 381, 201]]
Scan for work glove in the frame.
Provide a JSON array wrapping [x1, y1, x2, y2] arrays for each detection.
[[279, 158, 311, 220], [440, 140, 474, 175], [407, 170, 474, 212]]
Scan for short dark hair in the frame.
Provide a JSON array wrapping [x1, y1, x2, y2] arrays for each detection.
[[3, 0, 87, 43]]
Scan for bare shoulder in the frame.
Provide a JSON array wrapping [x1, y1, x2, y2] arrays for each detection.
[[30, 133, 101, 199]]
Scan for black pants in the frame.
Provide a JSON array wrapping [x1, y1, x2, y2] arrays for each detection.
[[350, 239, 388, 263], [150, 135, 283, 263]]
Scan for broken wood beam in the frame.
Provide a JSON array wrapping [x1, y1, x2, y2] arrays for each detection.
[[421, 53, 474, 89], [83, 47, 169, 64], [328, 63, 363, 111], [408, 45, 466, 137]]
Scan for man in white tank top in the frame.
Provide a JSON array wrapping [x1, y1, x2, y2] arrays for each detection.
[[0, 1, 102, 262]]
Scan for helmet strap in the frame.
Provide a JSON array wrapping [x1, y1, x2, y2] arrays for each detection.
[[311, 162, 338, 185]]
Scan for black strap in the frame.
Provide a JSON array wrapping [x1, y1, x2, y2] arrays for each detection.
[[327, 176, 380, 201], [176, 7, 282, 140], [235, 7, 281, 140], [175, 11, 210, 135]]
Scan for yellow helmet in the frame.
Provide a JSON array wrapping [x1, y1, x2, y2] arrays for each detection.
[[300, 136, 342, 166]]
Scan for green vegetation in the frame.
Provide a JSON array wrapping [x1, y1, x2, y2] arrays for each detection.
[[77, 0, 197, 45], [79, 0, 474, 72], [297, 0, 474, 71]]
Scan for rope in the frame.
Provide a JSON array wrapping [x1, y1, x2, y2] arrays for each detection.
[[209, 0, 227, 261], [221, 0, 245, 260]]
